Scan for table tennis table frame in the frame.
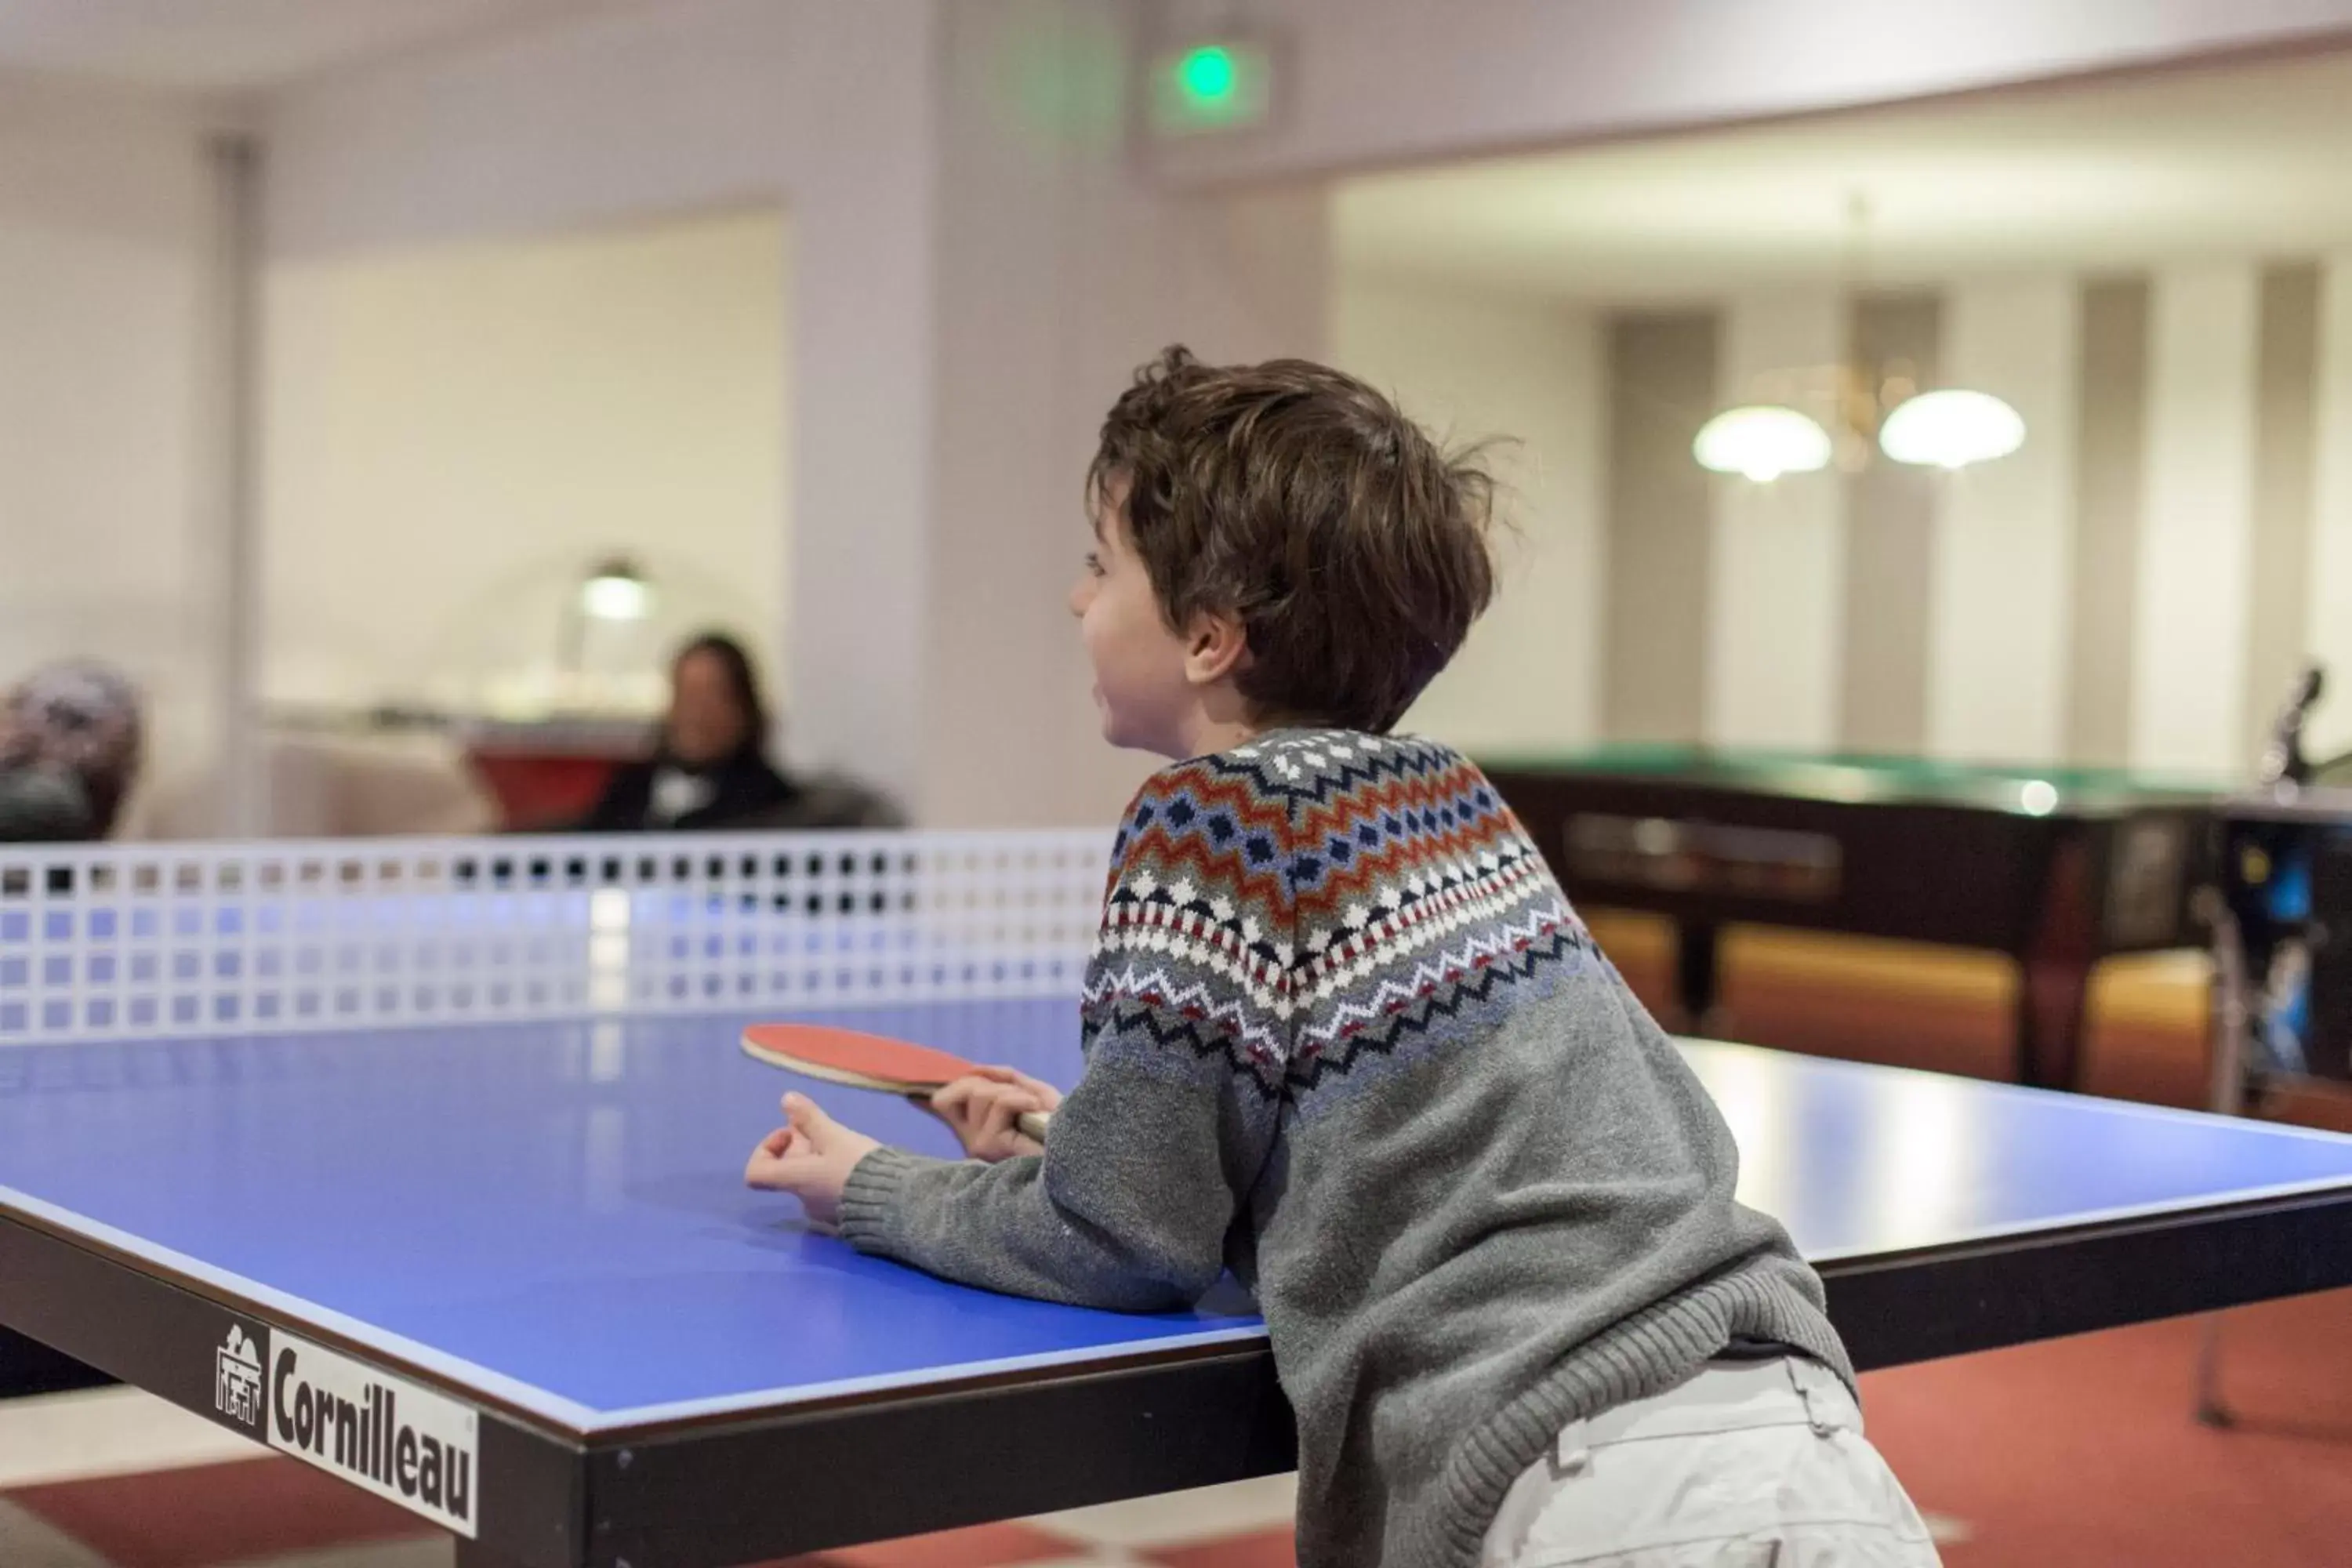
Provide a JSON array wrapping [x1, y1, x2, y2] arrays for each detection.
[[5, 1152, 2349, 1568]]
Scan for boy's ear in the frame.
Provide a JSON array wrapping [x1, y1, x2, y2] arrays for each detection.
[[1183, 609, 1251, 687]]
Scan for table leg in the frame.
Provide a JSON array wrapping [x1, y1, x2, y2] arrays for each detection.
[[2018, 839, 2097, 1090], [1675, 920, 1724, 1036], [2016, 953, 2093, 1091]]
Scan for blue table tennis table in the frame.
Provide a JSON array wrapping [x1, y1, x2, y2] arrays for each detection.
[[0, 832, 2349, 1567], [3, 1002, 2351, 1567]]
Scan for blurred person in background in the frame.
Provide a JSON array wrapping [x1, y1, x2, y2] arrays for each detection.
[[0, 662, 143, 842], [575, 631, 900, 833]]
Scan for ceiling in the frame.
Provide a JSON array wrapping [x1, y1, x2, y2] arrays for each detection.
[[0, 0, 653, 92], [15, 6, 2352, 294], [1335, 48, 2352, 302]]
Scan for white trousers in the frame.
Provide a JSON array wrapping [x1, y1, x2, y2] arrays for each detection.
[[1479, 1356, 1942, 1567]]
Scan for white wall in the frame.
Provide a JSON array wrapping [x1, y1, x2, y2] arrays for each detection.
[[262, 208, 788, 720], [1705, 290, 1846, 750], [2131, 264, 2260, 772], [921, 0, 1334, 827], [1330, 275, 1604, 754], [922, 0, 1116, 828], [1926, 278, 2082, 763], [264, 0, 935, 806], [1149, 0, 2352, 184], [0, 71, 217, 806]]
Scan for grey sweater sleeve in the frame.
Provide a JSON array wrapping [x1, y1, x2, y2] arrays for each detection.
[[836, 760, 1295, 1311], [838, 1030, 1276, 1311]]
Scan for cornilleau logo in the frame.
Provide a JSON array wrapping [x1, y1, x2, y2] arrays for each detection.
[[267, 1330, 479, 1537], [213, 1326, 263, 1430]]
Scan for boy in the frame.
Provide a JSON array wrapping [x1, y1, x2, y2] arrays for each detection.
[[746, 348, 1938, 1567]]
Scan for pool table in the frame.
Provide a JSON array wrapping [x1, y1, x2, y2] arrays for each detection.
[[1479, 745, 2227, 1091]]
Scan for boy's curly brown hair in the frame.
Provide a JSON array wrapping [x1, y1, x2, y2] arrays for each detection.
[[1087, 345, 1498, 735]]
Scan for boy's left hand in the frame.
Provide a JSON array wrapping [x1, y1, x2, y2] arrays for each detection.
[[744, 1093, 881, 1232], [926, 1065, 1061, 1162]]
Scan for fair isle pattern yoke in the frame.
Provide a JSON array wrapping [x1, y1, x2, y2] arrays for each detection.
[[1081, 731, 1595, 1102]]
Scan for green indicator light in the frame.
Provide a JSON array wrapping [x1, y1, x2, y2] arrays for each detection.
[[1150, 38, 1270, 136], [1180, 45, 1237, 104]]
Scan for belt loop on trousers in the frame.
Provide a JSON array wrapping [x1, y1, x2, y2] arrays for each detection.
[[1784, 1356, 1842, 1437], [1551, 1417, 1592, 1477]]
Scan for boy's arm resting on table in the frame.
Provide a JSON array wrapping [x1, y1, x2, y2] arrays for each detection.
[[833, 758, 1297, 1312], [837, 1025, 1273, 1312]]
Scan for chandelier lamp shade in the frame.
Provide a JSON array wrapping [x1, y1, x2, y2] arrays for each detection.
[[1693, 386, 2025, 481]]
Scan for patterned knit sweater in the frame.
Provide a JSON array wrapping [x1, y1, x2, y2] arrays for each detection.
[[840, 731, 1849, 1567]]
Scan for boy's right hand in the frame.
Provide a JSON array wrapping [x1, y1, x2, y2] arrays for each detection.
[[926, 1065, 1062, 1161]]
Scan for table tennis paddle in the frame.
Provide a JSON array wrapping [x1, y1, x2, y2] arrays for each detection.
[[739, 1022, 1052, 1143]]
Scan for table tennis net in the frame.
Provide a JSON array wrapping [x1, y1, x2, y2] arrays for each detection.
[[0, 829, 1113, 1044]]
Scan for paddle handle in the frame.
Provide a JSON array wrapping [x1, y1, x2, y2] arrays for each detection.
[[907, 1092, 1051, 1148]]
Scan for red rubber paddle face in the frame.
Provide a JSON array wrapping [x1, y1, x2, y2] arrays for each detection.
[[739, 1023, 979, 1094]]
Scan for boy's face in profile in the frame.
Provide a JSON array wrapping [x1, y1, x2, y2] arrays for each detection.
[[1069, 481, 1200, 759]]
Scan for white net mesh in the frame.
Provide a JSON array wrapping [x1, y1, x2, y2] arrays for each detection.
[[0, 830, 1113, 1043]]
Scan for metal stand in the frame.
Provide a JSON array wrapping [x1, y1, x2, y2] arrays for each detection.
[[2193, 760, 2352, 1428], [2194, 888, 2252, 1428]]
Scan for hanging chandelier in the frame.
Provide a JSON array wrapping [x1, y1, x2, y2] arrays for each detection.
[[1692, 372, 2025, 481], [1693, 195, 2026, 483]]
